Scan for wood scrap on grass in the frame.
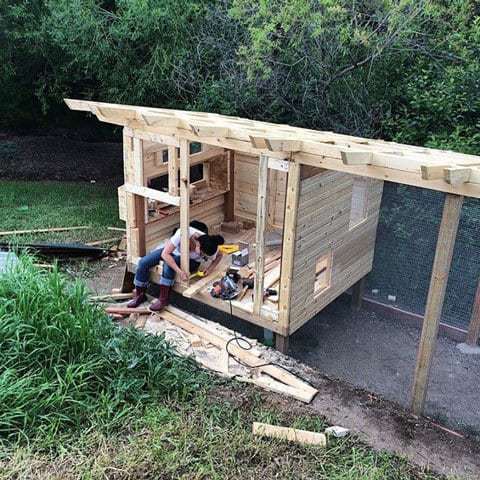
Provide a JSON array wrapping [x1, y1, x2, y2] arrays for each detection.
[[102, 303, 317, 403], [149, 305, 318, 403], [90, 292, 134, 302], [0, 226, 90, 236], [252, 422, 327, 447]]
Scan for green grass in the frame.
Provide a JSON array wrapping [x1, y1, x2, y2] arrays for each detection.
[[0, 181, 124, 244], [0, 255, 202, 444], [0, 392, 445, 480]]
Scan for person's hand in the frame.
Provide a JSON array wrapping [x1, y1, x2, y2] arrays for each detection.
[[202, 268, 210, 277], [179, 270, 189, 282]]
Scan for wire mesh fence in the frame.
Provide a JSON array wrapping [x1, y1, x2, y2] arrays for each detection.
[[366, 182, 480, 331]]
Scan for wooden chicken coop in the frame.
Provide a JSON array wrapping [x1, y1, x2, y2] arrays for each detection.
[[66, 98, 480, 415]]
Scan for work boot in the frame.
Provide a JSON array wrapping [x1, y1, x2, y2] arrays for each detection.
[[127, 287, 147, 308], [149, 285, 171, 312]]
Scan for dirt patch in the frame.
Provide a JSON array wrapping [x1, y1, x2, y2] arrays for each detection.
[[0, 134, 122, 184], [209, 375, 480, 479], [289, 297, 480, 437]]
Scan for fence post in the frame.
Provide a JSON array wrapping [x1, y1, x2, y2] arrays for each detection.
[[411, 193, 463, 415]]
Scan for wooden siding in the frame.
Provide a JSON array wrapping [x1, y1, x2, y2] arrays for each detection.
[[234, 153, 287, 228], [288, 168, 383, 334]]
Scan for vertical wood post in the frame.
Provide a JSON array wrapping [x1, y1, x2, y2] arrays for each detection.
[[168, 145, 179, 196], [351, 276, 367, 311], [130, 137, 146, 257], [253, 155, 269, 316], [224, 149, 235, 222], [466, 280, 480, 346], [179, 138, 190, 285], [275, 333, 289, 354], [411, 193, 463, 415], [278, 160, 301, 331]]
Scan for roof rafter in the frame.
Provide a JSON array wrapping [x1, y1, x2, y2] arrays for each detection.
[[64, 98, 480, 198]]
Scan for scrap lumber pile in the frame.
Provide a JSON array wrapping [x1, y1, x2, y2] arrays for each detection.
[[104, 303, 318, 403]]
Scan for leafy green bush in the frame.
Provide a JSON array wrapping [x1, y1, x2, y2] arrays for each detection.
[[1, 0, 479, 156], [0, 255, 201, 442]]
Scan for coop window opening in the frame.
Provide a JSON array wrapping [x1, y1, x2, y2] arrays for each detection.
[[314, 251, 332, 297], [349, 177, 368, 229], [149, 163, 204, 191]]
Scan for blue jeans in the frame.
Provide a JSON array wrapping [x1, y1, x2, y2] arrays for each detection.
[[134, 248, 200, 288]]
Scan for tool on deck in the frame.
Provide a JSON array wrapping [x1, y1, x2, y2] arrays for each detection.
[[190, 270, 206, 280], [219, 244, 239, 255], [210, 271, 277, 302], [231, 241, 249, 267], [210, 268, 241, 300]]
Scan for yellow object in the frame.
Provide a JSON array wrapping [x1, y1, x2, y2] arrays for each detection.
[[219, 244, 239, 254], [190, 270, 206, 279]]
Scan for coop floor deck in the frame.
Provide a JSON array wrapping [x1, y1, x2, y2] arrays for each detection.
[[132, 225, 284, 333]]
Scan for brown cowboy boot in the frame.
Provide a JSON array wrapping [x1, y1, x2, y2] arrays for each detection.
[[149, 285, 171, 312], [127, 287, 147, 308]]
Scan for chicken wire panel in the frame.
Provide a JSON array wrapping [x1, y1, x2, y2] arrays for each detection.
[[366, 182, 480, 330]]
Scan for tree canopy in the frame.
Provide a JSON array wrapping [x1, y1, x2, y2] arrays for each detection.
[[1, 0, 479, 153]]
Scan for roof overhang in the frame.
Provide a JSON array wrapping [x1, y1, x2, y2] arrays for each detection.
[[64, 98, 480, 198]]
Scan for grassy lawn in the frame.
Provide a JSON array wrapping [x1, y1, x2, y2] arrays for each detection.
[[0, 181, 124, 244], [1, 390, 444, 480]]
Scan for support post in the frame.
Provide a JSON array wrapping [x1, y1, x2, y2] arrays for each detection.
[[179, 138, 190, 285], [168, 145, 179, 196], [129, 137, 146, 258], [224, 149, 235, 221], [278, 159, 301, 330], [351, 276, 367, 311], [275, 333, 289, 354], [411, 193, 463, 415], [466, 280, 480, 346], [253, 155, 269, 316]]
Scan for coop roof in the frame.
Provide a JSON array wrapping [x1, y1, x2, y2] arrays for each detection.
[[65, 98, 480, 198]]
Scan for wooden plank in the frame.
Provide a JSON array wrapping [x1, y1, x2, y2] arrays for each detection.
[[179, 138, 190, 284], [105, 306, 150, 315], [264, 265, 281, 290], [134, 196, 146, 257], [252, 422, 327, 447], [341, 151, 373, 165], [466, 280, 480, 346], [253, 155, 269, 316], [90, 292, 134, 301], [224, 149, 235, 221], [124, 183, 180, 206], [444, 167, 472, 186], [168, 145, 179, 196], [351, 275, 366, 311], [182, 271, 223, 298], [0, 226, 89, 236], [159, 306, 317, 401], [296, 152, 480, 199], [411, 193, 463, 415], [278, 161, 301, 330], [86, 237, 122, 246]]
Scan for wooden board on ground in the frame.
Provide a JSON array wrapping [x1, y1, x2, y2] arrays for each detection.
[[252, 422, 327, 446], [0, 226, 89, 236], [155, 305, 318, 403]]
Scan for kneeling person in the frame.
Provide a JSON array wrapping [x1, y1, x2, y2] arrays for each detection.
[[128, 224, 224, 311]]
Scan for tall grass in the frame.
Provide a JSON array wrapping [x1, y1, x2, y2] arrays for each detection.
[[0, 255, 201, 443]]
